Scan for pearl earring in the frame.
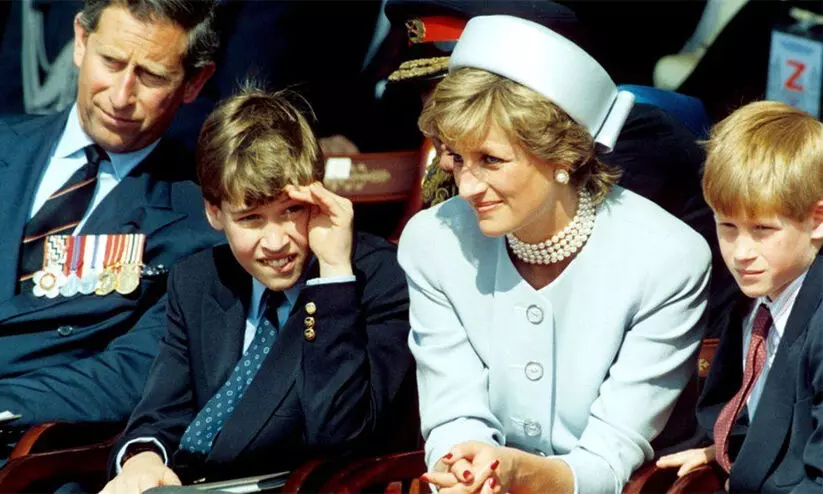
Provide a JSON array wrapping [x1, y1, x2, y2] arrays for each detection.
[[554, 169, 570, 184]]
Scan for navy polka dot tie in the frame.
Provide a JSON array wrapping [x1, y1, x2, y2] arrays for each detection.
[[179, 290, 285, 455]]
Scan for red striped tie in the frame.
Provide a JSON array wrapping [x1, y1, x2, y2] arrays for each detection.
[[16, 145, 108, 293], [714, 304, 773, 472]]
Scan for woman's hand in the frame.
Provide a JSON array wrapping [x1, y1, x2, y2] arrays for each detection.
[[422, 441, 512, 493], [656, 445, 716, 477]]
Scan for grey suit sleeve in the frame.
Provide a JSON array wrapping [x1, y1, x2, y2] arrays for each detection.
[[0, 296, 167, 425]]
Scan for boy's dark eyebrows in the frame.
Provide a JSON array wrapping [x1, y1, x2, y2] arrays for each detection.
[[229, 195, 293, 214], [226, 204, 257, 215]]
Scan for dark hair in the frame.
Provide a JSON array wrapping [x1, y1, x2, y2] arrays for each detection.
[[78, 0, 218, 75]]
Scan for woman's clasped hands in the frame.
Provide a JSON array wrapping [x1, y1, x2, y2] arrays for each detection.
[[422, 441, 513, 494]]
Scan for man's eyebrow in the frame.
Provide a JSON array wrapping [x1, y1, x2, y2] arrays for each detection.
[[96, 44, 126, 60], [139, 61, 174, 78], [95, 44, 174, 77]]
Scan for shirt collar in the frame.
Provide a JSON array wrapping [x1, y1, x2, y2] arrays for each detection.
[[249, 269, 309, 322], [53, 103, 161, 180], [754, 269, 809, 338]]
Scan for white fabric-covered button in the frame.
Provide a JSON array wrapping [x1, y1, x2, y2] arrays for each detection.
[[525, 362, 544, 381], [524, 419, 542, 437], [526, 305, 544, 324]]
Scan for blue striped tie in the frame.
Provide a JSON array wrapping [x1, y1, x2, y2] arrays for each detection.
[[17, 145, 107, 292]]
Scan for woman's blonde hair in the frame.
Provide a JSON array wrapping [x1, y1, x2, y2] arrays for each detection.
[[417, 68, 620, 203], [703, 100, 823, 221], [196, 84, 323, 207]]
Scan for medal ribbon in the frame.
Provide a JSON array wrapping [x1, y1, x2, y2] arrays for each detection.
[[82, 235, 94, 278], [113, 234, 127, 274], [92, 235, 105, 275], [124, 234, 136, 269], [44, 236, 67, 269], [102, 235, 116, 271], [62, 236, 75, 276], [135, 234, 145, 268], [74, 235, 85, 277]]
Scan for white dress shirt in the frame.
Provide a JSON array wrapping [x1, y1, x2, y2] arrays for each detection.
[[743, 271, 808, 419], [29, 104, 158, 232]]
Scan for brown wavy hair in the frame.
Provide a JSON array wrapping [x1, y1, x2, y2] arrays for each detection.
[[197, 84, 323, 207]]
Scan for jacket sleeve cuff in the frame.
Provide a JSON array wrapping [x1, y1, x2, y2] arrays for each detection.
[[559, 448, 620, 494], [115, 437, 168, 474], [424, 418, 504, 470], [305, 275, 357, 286]]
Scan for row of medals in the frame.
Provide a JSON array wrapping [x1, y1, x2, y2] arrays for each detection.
[[36, 234, 144, 297]]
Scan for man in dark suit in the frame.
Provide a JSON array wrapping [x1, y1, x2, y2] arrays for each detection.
[[101, 87, 412, 492], [0, 0, 219, 437], [656, 101, 823, 492]]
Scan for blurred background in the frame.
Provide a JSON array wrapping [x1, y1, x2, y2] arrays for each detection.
[[3, 0, 823, 155]]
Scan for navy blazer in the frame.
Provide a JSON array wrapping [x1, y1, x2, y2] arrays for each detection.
[[111, 234, 413, 483], [697, 251, 823, 493], [0, 110, 222, 425]]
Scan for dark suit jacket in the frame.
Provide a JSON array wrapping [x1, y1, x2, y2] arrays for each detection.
[[697, 252, 823, 493], [0, 110, 222, 425], [110, 233, 413, 482]]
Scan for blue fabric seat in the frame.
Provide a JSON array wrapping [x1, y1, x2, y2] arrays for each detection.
[[620, 84, 712, 138]]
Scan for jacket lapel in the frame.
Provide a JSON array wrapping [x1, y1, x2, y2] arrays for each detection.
[[698, 297, 748, 421], [79, 142, 186, 236], [0, 112, 69, 304], [206, 262, 323, 464], [200, 249, 249, 392], [732, 253, 823, 490]]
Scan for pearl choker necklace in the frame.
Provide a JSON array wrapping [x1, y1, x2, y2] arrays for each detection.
[[506, 188, 596, 265]]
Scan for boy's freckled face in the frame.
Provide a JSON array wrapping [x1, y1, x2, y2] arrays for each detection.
[[205, 196, 311, 292], [715, 213, 819, 300]]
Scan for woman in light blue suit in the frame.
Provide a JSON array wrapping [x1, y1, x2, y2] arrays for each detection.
[[397, 15, 712, 494]]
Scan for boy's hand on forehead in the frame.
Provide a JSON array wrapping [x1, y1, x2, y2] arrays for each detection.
[[286, 182, 354, 278]]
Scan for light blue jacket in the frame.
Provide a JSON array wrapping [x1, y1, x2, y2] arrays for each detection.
[[398, 186, 711, 493]]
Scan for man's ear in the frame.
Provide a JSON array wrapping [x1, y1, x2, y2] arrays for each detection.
[[204, 199, 224, 231], [73, 13, 90, 69], [810, 199, 823, 241], [182, 62, 216, 103]]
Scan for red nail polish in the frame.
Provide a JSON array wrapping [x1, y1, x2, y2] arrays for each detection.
[[420, 474, 430, 483], [443, 453, 453, 460], [490, 459, 500, 471], [490, 478, 497, 489], [463, 470, 471, 480]]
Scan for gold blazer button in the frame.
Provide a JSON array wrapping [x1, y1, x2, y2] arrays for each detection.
[[304, 327, 316, 341], [304, 316, 315, 328], [305, 302, 317, 315]]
